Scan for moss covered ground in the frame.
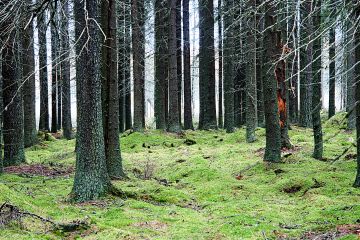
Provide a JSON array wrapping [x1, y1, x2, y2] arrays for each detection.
[[0, 114, 359, 239]]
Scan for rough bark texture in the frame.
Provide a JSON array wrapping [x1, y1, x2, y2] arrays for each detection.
[[124, 0, 132, 130], [101, 0, 125, 179], [118, 4, 125, 133], [131, 0, 145, 131], [154, 0, 169, 130], [346, 17, 356, 130], [183, 0, 193, 130], [2, 29, 26, 167], [198, 0, 217, 130], [38, 13, 49, 132], [168, 0, 181, 133], [51, 9, 58, 134], [176, 0, 182, 126], [218, 0, 223, 128], [263, 0, 281, 162], [256, 0, 264, 127], [23, 1, 37, 147], [299, 1, 312, 128], [72, 0, 114, 202], [328, 27, 336, 119], [223, 0, 234, 133], [61, 1, 73, 140], [354, 4, 360, 187], [245, 0, 257, 143], [312, 0, 323, 160], [0, 51, 3, 173]]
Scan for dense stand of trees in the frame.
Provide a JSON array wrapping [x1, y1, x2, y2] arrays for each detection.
[[0, 0, 360, 201]]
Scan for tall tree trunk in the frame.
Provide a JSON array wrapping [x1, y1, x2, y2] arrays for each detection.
[[72, 0, 115, 202], [223, 0, 234, 133], [118, 1, 126, 133], [154, 0, 169, 130], [39, 13, 49, 132], [354, 4, 360, 187], [346, 16, 356, 130], [23, 0, 37, 147], [124, 0, 132, 130], [256, 0, 264, 127], [51, 7, 58, 134], [183, 0, 193, 130], [101, 0, 125, 179], [218, 0, 223, 128], [0, 51, 3, 173], [61, 1, 73, 139], [168, 0, 181, 132], [299, 0, 312, 128], [176, 0, 182, 126], [245, 0, 257, 143], [312, 0, 323, 160], [263, 0, 281, 162], [198, 0, 217, 130], [328, 26, 336, 119], [2, 28, 26, 167], [131, 0, 145, 131]]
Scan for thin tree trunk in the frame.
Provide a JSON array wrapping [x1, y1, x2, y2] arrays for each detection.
[[118, 1, 126, 133], [183, 0, 193, 130], [245, 0, 257, 143], [176, 0, 182, 126], [124, 0, 132, 130], [168, 0, 181, 133], [154, 0, 168, 130], [23, 0, 37, 147], [132, 0, 145, 131], [223, 0, 234, 133], [256, 0, 264, 127], [354, 4, 360, 187], [198, 0, 217, 130], [218, 0, 223, 128], [328, 27, 336, 119], [39, 13, 49, 132], [51, 7, 58, 134], [346, 17, 356, 130], [312, 0, 323, 160]]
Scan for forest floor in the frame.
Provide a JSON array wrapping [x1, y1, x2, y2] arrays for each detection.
[[0, 113, 360, 240]]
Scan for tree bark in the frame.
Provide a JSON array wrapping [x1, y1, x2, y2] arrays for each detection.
[[176, 0, 182, 126], [124, 0, 132, 130], [312, 0, 323, 160], [223, 0, 234, 133], [245, 0, 257, 143], [168, 0, 181, 133], [131, 0, 145, 131], [263, 0, 281, 162], [183, 0, 193, 130], [198, 0, 217, 130], [354, 3, 360, 187], [51, 5, 58, 134], [101, 0, 126, 179], [23, 0, 37, 147], [38, 13, 49, 132], [218, 0, 223, 128], [328, 26, 336, 119], [72, 0, 115, 202]]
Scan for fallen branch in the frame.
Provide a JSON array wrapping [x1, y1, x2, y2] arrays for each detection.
[[330, 143, 356, 164]]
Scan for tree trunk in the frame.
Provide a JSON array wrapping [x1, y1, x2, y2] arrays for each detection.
[[124, 0, 132, 130], [101, 0, 125, 179], [118, 2, 125, 133], [198, 0, 217, 130], [61, 0, 73, 139], [256, 0, 264, 127], [263, 0, 281, 162], [72, 0, 115, 202], [132, 0, 145, 131], [168, 0, 181, 133], [23, 0, 37, 147], [223, 0, 234, 133], [245, 0, 257, 143], [354, 4, 360, 187], [346, 16, 356, 130], [0, 51, 3, 173], [312, 0, 323, 160], [183, 0, 193, 130], [51, 7, 58, 134], [154, 0, 169, 130], [2, 29, 26, 167], [328, 27, 336, 119], [38, 13, 49, 132], [299, 0, 312, 128], [176, 0, 182, 126], [218, 0, 223, 128]]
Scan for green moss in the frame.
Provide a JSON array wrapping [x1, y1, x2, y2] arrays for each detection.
[[0, 115, 359, 239]]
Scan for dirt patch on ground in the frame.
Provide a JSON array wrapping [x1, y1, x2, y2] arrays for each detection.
[[302, 224, 360, 239], [4, 164, 74, 177], [131, 221, 168, 231]]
